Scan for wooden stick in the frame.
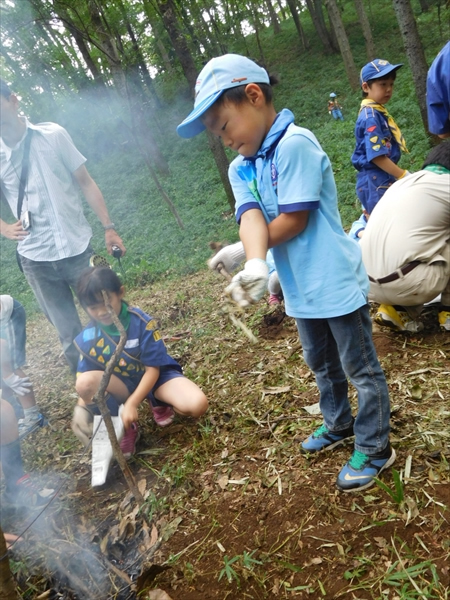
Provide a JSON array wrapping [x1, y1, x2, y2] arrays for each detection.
[[91, 291, 146, 509]]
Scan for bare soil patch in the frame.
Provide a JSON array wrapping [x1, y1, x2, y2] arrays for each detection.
[[2, 270, 449, 599]]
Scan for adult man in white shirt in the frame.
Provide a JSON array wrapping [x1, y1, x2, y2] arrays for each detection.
[[0, 80, 126, 373], [360, 143, 450, 333]]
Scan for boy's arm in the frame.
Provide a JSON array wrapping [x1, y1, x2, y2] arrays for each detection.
[[240, 209, 269, 259], [121, 365, 160, 430], [267, 211, 309, 247], [371, 156, 408, 179]]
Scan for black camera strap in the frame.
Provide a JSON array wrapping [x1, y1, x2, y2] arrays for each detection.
[[17, 128, 33, 219]]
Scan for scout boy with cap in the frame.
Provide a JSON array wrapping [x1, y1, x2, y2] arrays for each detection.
[[177, 54, 394, 493], [351, 59, 409, 215]]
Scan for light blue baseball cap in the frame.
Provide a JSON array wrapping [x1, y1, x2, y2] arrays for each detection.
[[177, 54, 270, 139]]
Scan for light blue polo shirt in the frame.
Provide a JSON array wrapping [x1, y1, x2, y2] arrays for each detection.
[[229, 109, 369, 319]]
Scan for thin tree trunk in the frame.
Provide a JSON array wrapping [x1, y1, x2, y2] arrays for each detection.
[[0, 526, 19, 600], [265, 0, 282, 34], [354, 0, 376, 60], [417, 0, 429, 12], [305, 0, 335, 53], [392, 0, 430, 134], [157, 0, 234, 209], [324, 0, 360, 90], [286, 0, 309, 50]]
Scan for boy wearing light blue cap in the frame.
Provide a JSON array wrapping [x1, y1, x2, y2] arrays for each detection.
[[178, 54, 394, 493], [351, 59, 409, 215]]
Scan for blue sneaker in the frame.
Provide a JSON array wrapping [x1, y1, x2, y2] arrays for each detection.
[[336, 446, 396, 492], [301, 421, 354, 453]]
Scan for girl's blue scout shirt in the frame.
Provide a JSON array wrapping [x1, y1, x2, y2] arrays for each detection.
[[229, 108, 369, 320], [74, 306, 181, 389]]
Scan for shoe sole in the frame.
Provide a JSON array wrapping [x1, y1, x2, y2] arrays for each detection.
[[337, 448, 397, 493], [300, 434, 354, 454], [375, 314, 404, 332]]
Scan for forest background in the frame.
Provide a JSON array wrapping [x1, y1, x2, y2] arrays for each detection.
[[1, 0, 448, 310]]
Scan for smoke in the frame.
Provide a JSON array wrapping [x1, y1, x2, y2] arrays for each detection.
[[7, 482, 120, 599]]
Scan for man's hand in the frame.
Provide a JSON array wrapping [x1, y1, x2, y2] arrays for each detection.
[[208, 241, 246, 273], [0, 220, 30, 241], [225, 258, 269, 307], [3, 373, 32, 396], [105, 230, 126, 256]]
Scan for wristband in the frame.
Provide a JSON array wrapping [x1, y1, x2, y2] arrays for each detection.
[[397, 170, 410, 180], [103, 223, 116, 231]]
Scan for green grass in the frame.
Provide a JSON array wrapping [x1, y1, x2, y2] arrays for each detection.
[[1, 0, 448, 313]]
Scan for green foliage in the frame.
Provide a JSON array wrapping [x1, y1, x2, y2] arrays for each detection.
[[218, 554, 241, 585], [374, 468, 405, 505]]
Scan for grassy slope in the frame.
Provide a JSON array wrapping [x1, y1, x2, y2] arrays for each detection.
[[0, 0, 447, 312]]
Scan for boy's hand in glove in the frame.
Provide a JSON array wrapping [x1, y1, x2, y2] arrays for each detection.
[[225, 258, 269, 307], [3, 373, 32, 396], [208, 241, 246, 274]]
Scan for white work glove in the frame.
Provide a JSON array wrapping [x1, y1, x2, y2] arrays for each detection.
[[208, 242, 246, 274], [71, 405, 94, 447], [225, 258, 269, 307], [3, 373, 32, 396]]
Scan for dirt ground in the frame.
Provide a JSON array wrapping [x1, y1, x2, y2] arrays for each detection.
[[2, 270, 449, 600]]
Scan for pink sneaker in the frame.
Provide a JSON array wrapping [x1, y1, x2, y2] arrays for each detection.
[[120, 422, 139, 459], [151, 405, 175, 427], [269, 293, 282, 305]]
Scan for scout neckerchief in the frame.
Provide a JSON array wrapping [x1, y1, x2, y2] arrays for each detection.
[[236, 108, 295, 204], [99, 301, 131, 336], [423, 164, 450, 175], [360, 99, 408, 153]]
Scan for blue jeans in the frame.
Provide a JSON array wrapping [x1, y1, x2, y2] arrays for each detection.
[[295, 304, 390, 454], [20, 246, 93, 374], [0, 300, 26, 369]]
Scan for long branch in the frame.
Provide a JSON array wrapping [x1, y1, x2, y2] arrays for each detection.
[[92, 291, 145, 508]]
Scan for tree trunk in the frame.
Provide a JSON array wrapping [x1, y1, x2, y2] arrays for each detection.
[[304, 0, 335, 53], [157, 0, 234, 209], [207, 132, 235, 211], [0, 526, 19, 600], [275, 0, 288, 20], [417, 0, 429, 12], [286, 0, 309, 50], [392, 0, 430, 134], [354, 0, 376, 60], [324, 0, 360, 90], [265, 0, 282, 34]]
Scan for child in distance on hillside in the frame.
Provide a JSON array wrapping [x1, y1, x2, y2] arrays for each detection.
[[177, 54, 394, 493], [352, 59, 409, 216], [328, 93, 344, 121], [70, 267, 208, 458]]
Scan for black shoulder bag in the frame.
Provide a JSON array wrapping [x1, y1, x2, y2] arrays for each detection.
[[16, 129, 33, 272]]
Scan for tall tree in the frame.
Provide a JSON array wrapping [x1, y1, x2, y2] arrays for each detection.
[[304, 0, 336, 54], [265, 0, 282, 34], [156, 0, 235, 209], [354, 0, 376, 60], [286, 0, 310, 50], [392, 0, 430, 133], [324, 0, 360, 90]]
